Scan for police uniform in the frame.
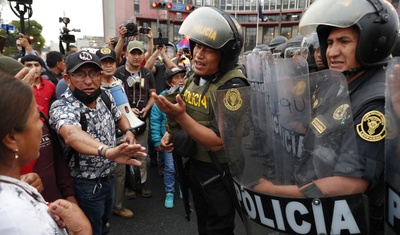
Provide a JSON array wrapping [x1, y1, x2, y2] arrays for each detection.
[[182, 70, 248, 234], [295, 66, 386, 231], [349, 66, 386, 230]]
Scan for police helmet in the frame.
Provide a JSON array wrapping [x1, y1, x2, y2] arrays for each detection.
[[286, 35, 303, 48], [269, 36, 288, 51], [299, 0, 399, 68], [273, 42, 287, 58], [179, 7, 243, 73], [392, 32, 400, 57], [301, 32, 320, 69], [166, 42, 176, 51]]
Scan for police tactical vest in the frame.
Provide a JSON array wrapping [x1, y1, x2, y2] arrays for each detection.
[[183, 69, 247, 163]]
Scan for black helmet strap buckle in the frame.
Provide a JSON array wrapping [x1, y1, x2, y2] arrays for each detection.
[[368, 0, 389, 23]]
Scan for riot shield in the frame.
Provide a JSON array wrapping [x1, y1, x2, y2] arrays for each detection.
[[212, 66, 370, 234], [385, 57, 400, 235]]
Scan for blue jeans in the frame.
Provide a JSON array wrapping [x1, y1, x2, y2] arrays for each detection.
[[73, 176, 115, 235], [163, 150, 175, 193]]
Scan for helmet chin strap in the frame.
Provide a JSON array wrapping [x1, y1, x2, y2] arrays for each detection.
[[342, 67, 364, 77], [341, 67, 364, 82]]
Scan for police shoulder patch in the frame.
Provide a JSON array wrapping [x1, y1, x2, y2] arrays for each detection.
[[356, 110, 386, 142], [224, 88, 242, 111], [295, 81, 306, 95]]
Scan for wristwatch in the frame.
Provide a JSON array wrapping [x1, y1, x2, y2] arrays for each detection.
[[124, 127, 137, 135]]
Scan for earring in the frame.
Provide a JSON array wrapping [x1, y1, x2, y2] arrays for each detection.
[[15, 149, 18, 160]]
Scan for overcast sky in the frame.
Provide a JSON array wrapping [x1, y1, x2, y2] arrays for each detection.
[[1, 0, 104, 46]]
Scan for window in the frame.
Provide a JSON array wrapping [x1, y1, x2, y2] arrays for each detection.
[[244, 27, 257, 51], [134, 0, 139, 16], [280, 26, 292, 39], [173, 24, 182, 42], [263, 27, 275, 45]]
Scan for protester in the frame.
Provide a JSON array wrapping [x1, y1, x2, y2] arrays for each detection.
[[145, 43, 177, 169], [96, 47, 134, 219], [16, 60, 77, 204], [152, 7, 249, 234], [42, 51, 66, 86], [49, 50, 147, 235], [115, 40, 156, 199], [0, 73, 92, 235], [113, 23, 154, 67], [13, 33, 37, 61], [20, 54, 56, 117], [150, 66, 186, 208]]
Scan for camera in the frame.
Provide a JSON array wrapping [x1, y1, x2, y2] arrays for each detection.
[[139, 27, 150, 34], [153, 28, 169, 46], [59, 16, 76, 43], [125, 20, 138, 37]]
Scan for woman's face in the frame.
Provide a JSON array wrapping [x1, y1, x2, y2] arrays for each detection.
[[15, 97, 43, 166]]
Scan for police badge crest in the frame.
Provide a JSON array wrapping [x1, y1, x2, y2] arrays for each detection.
[[356, 110, 386, 142], [223, 88, 243, 111]]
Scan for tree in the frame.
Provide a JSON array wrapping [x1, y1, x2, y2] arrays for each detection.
[[0, 19, 45, 56]]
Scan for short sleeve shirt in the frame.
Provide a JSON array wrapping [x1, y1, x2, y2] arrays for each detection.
[[49, 88, 121, 179], [0, 176, 67, 235]]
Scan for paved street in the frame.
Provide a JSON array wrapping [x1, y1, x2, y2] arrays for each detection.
[[108, 160, 247, 235]]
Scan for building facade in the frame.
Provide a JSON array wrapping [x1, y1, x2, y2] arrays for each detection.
[[105, 0, 400, 53]]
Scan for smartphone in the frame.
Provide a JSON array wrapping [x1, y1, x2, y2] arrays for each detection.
[[139, 27, 150, 34]]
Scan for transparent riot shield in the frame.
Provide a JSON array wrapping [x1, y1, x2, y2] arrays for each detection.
[[212, 67, 369, 235], [385, 57, 400, 235]]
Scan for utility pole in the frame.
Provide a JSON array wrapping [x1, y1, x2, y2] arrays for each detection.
[[278, 0, 283, 36]]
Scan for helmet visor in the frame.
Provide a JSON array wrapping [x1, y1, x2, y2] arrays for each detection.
[[299, 0, 376, 36]]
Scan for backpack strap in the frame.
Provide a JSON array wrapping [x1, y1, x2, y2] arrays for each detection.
[[100, 90, 112, 111], [65, 91, 112, 167]]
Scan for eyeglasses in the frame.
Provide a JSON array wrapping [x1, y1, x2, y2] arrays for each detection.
[[70, 71, 101, 82]]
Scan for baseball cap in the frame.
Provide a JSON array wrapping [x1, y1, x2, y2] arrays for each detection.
[[127, 40, 145, 53], [164, 66, 186, 81], [96, 47, 117, 61], [65, 51, 102, 73], [0, 55, 23, 76]]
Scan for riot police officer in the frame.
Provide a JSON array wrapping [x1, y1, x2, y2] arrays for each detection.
[[152, 6, 249, 235], [255, 0, 399, 233], [301, 32, 325, 72]]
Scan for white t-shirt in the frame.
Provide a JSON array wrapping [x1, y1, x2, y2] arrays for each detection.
[[0, 175, 67, 235]]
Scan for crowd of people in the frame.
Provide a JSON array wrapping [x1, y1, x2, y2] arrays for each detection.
[[0, 0, 400, 234]]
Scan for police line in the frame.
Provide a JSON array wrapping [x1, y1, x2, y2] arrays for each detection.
[[234, 181, 369, 234]]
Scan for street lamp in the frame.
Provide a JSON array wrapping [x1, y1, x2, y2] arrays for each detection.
[[8, 0, 33, 34]]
